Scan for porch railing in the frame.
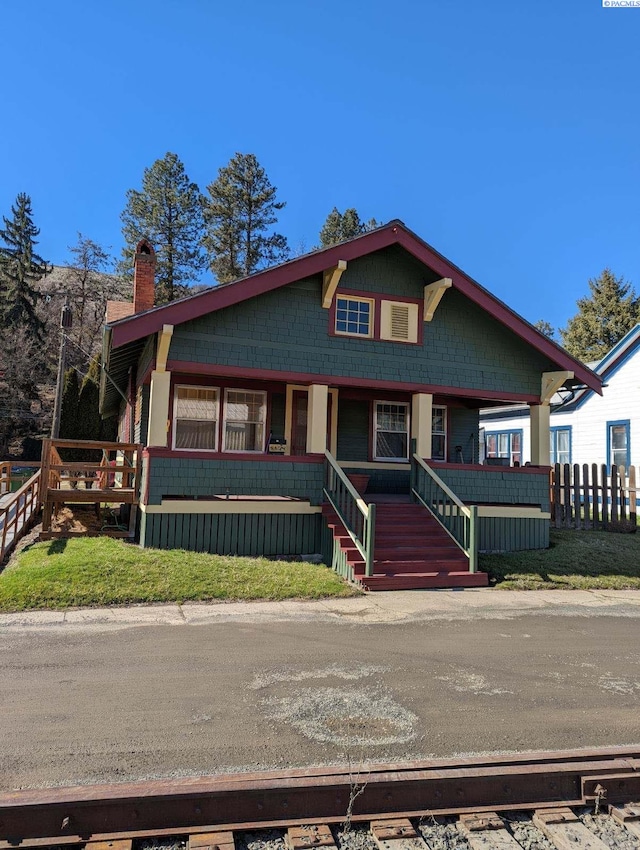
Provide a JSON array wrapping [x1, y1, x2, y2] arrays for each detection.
[[323, 450, 376, 577], [0, 469, 42, 562], [410, 451, 478, 573]]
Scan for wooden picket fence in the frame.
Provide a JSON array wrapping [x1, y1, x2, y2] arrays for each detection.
[[550, 463, 637, 530]]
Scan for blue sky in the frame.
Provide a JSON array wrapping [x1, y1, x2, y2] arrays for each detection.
[[1, 0, 638, 334]]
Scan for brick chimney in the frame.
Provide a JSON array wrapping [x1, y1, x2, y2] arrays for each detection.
[[133, 238, 156, 313]]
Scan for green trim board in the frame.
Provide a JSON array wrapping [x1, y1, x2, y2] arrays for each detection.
[[478, 516, 549, 552], [141, 500, 321, 514], [140, 510, 323, 556]]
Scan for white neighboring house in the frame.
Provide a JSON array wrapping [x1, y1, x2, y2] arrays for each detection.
[[479, 324, 640, 470]]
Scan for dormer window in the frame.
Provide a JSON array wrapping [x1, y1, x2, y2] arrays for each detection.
[[335, 297, 373, 338]]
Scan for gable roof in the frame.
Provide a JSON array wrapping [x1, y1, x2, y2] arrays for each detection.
[[103, 220, 603, 404]]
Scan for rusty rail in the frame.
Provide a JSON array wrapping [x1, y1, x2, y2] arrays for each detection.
[[1, 747, 639, 843]]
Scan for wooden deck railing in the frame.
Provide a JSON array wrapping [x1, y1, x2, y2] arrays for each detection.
[[410, 451, 478, 572], [0, 469, 42, 562], [40, 439, 142, 538], [323, 450, 376, 577], [0, 461, 42, 496], [550, 463, 638, 530]]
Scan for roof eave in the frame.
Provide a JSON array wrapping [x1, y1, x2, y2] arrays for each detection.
[[105, 220, 603, 396]]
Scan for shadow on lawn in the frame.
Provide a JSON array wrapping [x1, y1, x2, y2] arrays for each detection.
[[47, 538, 68, 556]]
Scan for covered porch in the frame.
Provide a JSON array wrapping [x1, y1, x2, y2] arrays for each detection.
[[138, 370, 556, 572]]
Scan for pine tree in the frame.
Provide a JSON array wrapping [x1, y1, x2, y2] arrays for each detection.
[[533, 319, 556, 341], [203, 152, 289, 283], [0, 323, 43, 456], [120, 152, 206, 304], [561, 269, 639, 361], [318, 207, 380, 247], [59, 368, 80, 440], [0, 193, 50, 337]]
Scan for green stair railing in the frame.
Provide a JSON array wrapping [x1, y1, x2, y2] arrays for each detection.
[[410, 450, 478, 573], [323, 450, 376, 577]]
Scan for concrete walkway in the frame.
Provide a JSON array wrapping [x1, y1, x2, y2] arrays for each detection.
[[2, 588, 640, 632]]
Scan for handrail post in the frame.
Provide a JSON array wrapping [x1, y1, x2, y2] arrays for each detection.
[[469, 505, 478, 573], [365, 502, 376, 577], [409, 438, 417, 498]]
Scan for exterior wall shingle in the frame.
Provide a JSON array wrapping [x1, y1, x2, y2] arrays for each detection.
[[169, 250, 554, 397]]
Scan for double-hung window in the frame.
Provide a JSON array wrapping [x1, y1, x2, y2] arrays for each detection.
[[485, 430, 522, 465], [608, 420, 630, 471], [173, 386, 219, 451], [335, 297, 373, 338], [431, 406, 446, 461], [223, 389, 267, 452], [550, 426, 571, 465], [374, 401, 409, 460]]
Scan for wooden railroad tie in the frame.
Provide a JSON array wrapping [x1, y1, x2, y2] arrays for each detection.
[[532, 808, 610, 850], [370, 818, 425, 850], [458, 812, 521, 850], [189, 831, 236, 850], [287, 824, 337, 850], [610, 803, 640, 839]]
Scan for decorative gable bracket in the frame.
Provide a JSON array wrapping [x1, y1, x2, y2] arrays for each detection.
[[156, 324, 174, 373], [541, 370, 574, 404], [322, 260, 347, 308], [423, 278, 452, 322]]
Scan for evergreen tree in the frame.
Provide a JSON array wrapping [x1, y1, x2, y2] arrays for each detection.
[[533, 319, 556, 341], [203, 152, 289, 283], [59, 358, 116, 446], [0, 323, 43, 456], [120, 152, 206, 304], [318, 207, 380, 247], [59, 368, 80, 440], [561, 269, 639, 361], [0, 193, 50, 337]]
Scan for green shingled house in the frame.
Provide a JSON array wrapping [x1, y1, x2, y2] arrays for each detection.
[[100, 222, 602, 590]]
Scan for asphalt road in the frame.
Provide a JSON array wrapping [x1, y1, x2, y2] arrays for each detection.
[[1, 597, 640, 792]]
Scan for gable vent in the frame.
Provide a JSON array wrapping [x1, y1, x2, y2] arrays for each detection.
[[380, 299, 419, 343], [390, 304, 410, 339]]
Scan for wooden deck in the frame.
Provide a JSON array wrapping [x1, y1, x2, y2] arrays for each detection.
[[40, 439, 142, 540]]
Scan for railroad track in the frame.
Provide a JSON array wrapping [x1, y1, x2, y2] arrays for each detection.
[[1, 747, 639, 850]]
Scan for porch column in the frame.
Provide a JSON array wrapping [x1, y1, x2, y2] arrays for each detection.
[[411, 392, 433, 458], [306, 384, 329, 454], [147, 324, 174, 448], [530, 403, 550, 466], [147, 371, 171, 447]]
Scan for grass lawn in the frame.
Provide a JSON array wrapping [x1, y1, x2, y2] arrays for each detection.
[[481, 529, 640, 590], [0, 537, 358, 611]]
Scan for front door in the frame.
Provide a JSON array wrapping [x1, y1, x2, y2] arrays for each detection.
[[291, 391, 308, 455]]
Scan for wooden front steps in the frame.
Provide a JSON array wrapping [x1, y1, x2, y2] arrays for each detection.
[[323, 498, 488, 591]]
